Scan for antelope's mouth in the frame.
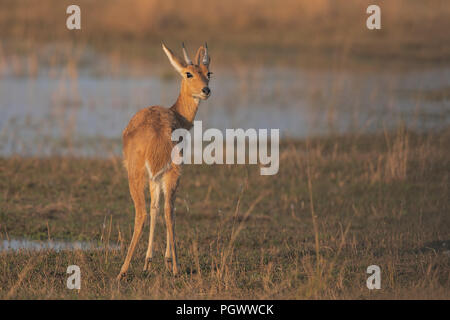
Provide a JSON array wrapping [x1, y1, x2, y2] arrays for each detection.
[[193, 92, 211, 100]]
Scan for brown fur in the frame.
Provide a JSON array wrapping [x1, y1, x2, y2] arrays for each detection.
[[117, 43, 211, 279]]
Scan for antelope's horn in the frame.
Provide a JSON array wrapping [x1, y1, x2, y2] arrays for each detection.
[[181, 42, 193, 65], [202, 42, 210, 65]]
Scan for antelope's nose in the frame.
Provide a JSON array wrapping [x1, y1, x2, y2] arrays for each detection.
[[202, 87, 210, 95]]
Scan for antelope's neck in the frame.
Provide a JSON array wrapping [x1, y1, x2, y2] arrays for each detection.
[[170, 81, 200, 129]]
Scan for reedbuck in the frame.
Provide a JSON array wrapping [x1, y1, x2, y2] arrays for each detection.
[[117, 43, 211, 279]]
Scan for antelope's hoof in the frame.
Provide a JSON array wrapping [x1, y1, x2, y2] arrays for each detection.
[[116, 271, 127, 281], [164, 257, 172, 270], [143, 258, 152, 271], [173, 265, 180, 276], [165, 258, 180, 275]]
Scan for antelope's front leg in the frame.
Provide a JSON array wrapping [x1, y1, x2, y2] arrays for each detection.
[[164, 228, 171, 267], [164, 198, 179, 275], [144, 181, 160, 271], [163, 168, 180, 275]]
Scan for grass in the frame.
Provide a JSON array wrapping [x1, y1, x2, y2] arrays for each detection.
[[0, 130, 449, 299]]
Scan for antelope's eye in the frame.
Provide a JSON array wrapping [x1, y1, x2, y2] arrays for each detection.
[[186, 72, 193, 78], [207, 72, 213, 79]]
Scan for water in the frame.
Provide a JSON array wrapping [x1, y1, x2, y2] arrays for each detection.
[[0, 58, 449, 156], [0, 238, 119, 252]]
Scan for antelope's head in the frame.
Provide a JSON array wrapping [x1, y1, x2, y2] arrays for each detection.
[[162, 42, 212, 100]]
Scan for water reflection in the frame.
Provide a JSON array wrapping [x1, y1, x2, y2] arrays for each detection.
[[0, 239, 119, 252], [0, 63, 449, 156]]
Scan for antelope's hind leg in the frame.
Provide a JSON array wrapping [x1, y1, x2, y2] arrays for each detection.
[[143, 180, 161, 271], [117, 164, 146, 280]]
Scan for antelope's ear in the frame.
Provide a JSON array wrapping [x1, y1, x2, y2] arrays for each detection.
[[195, 44, 210, 67], [162, 43, 185, 75], [195, 46, 205, 66]]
